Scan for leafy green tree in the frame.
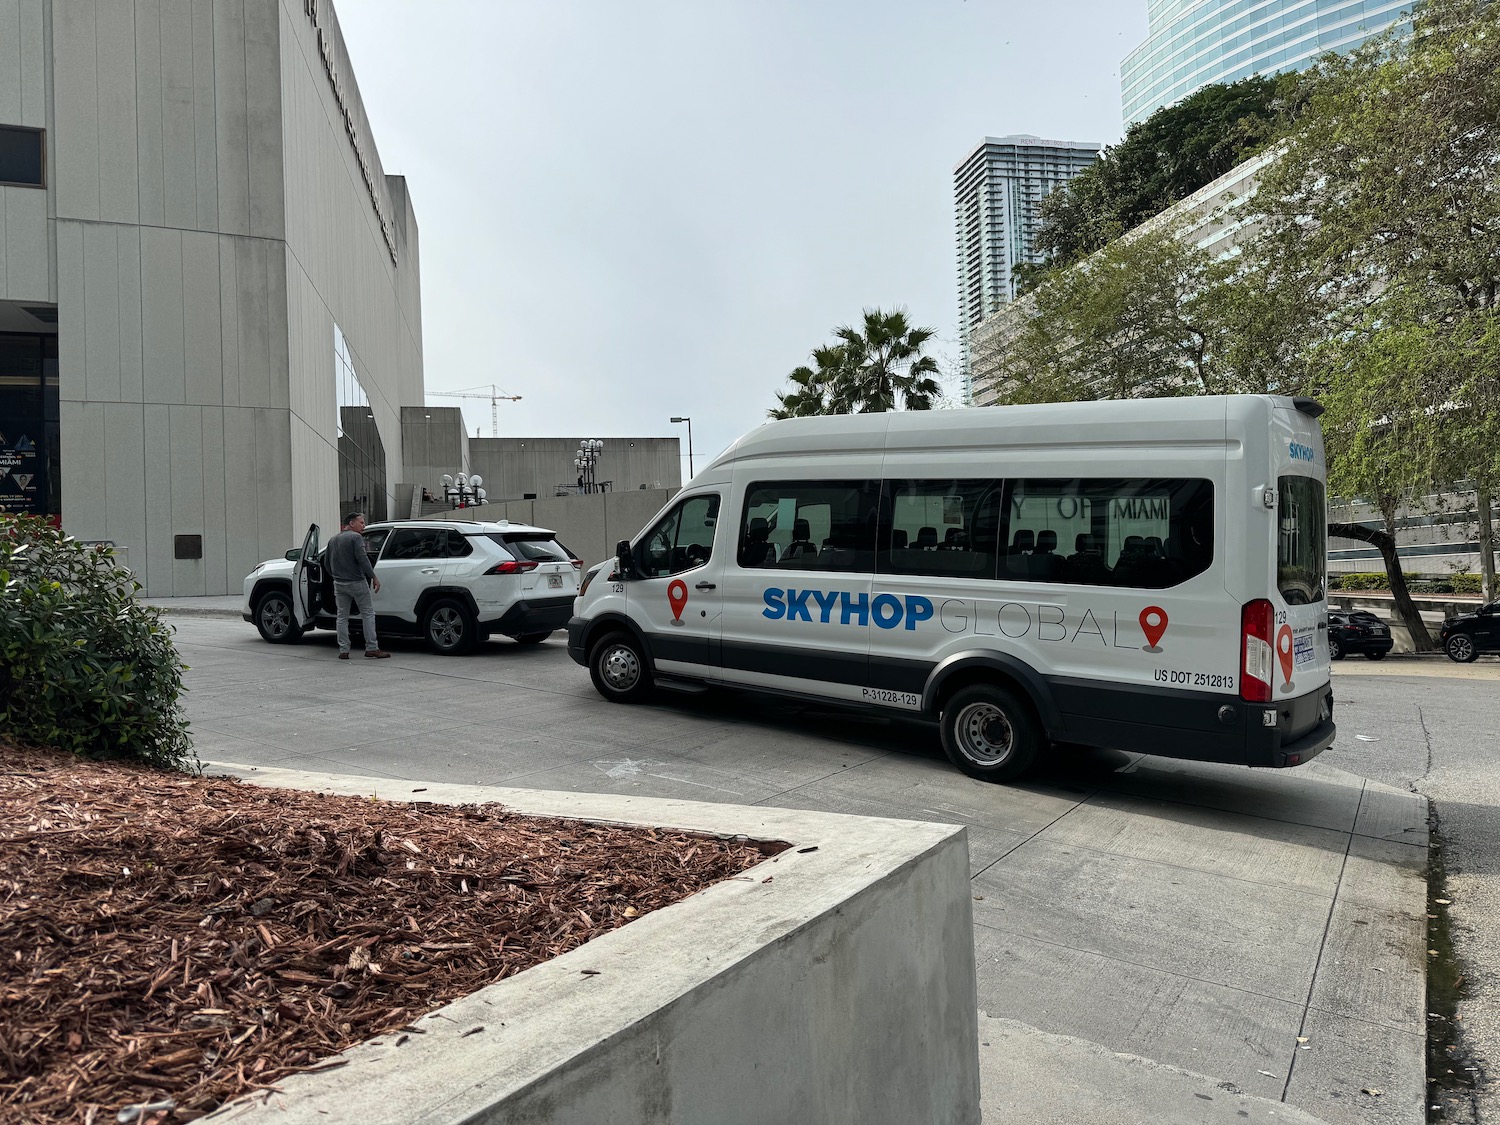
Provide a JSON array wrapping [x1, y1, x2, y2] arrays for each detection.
[[1033, 74, 1301, 272], [769, 308, 942, 417]]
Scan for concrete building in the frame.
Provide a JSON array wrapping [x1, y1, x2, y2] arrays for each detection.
[[1122, 0, 1413, 125], [0, 0, 424, 595], [397, 408, 681, 506], [953, 136, 1099, 402]]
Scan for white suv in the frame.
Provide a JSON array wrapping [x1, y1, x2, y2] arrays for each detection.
[[242, 520, 582, 655]]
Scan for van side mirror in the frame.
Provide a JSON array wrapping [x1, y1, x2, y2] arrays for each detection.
[[615, 539, 636, 579]]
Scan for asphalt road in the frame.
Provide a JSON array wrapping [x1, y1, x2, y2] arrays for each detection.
[[170, 616, 1468, 1125]]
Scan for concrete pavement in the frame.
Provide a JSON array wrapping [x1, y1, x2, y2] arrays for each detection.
[[169, 615, 1431, 1124]]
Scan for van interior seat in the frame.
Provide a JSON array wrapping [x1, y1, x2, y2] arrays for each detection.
[[939, 527, 968, 551], [891, 529, 909, 551], [744, 517, 777, 567], [916, 526, 939, 551], [783, 517, 817, 562], [1064, 533, 1112, 585]]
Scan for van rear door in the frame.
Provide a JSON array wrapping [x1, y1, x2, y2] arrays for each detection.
[[1271, 403, 1331, 700]]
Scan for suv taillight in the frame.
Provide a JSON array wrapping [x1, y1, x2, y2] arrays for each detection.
[[1241, 598, 1275, 703], [485, 560, 538, 575], [571, 558, 583, 569]]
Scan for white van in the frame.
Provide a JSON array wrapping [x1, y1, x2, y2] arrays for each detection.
[[568, 395, 1335, 782]]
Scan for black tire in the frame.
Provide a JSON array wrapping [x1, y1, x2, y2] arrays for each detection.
[[254, 588, 303, 645], [515, 631, 553, 645], [422, 598, 477, 655], [1446, 633, 1479, 663], [1329, 634, 1345, 661], [589, 631, 654, 703], [939, 684, 1042, 783], [1364, 649, 1387, 661]]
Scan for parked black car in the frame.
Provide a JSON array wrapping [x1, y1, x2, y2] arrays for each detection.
[[1328, 610, 1393, 660], [1440, 602, 1500, 663]]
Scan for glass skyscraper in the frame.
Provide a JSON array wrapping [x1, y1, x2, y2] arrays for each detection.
[[1122, 0, 1414, 125], [954, 136, 1100, 401]]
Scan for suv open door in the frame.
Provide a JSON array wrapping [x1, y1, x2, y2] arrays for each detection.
[[291, 523, 322, 629]]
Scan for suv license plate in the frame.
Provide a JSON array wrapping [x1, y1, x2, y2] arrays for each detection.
[[548, 574, 564, 588]]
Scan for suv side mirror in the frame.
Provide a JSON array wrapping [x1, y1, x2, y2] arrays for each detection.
[[615, 539, 636, 579], [284, 548, 302, 562]]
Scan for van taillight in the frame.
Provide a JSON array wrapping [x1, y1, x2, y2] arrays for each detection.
[[485, 560, 538, 575], [1241, 599, 1275, 703]]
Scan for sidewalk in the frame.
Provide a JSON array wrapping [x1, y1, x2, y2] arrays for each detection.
[[141, 594, 244, 619]]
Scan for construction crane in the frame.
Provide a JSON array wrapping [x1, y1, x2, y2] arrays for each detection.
[[426, 384, 523, 437]]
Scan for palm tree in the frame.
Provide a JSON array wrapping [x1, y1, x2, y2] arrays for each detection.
[[768, 344, 849, 419], [829, 309, 942, 413]]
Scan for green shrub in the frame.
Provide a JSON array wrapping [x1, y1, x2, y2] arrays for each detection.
[[1450, 573, 1482, 595], [1331, 572, 1421, 591], [0, 515, 195, 770]]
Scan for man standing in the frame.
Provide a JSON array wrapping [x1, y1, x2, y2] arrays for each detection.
[[326, 512, 390, 660]]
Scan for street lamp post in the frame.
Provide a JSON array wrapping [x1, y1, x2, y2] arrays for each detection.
[[439, 472, 487, 509], [574, 439, 603, 494], [670, 416, 693, 480]]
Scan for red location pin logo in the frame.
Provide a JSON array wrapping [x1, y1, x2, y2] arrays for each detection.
[[1139, 606, 1168, 652], [667, 579, 688, 625], [1276, 624, 1295, 687]]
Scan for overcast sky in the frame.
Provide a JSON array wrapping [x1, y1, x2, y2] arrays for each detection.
[[338, 1, 1149, 481]]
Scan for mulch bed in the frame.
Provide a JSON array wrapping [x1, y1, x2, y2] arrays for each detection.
[[0, 743, 779, 1123]]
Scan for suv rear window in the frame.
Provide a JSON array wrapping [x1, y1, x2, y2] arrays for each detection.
[[486, 533, 573, 563], [1277, 475, 1326, 605]]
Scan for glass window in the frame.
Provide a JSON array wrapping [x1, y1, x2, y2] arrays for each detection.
[[639, 493, 720, 578], [739, 481, 880, 572], [1003, 479, 1215, 589], [0, 126, 43, 186], [495, 534, 570, 563], [384, 528, 445, 560], [335, 325, 388, 522], [880, 479, 1003, 580], [362, 528, 391, 560], [1278, 475, 1326, 605], [441, 529, 473, 558], [0, 334, 57, 519]]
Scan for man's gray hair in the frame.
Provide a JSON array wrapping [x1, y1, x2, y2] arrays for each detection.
[[342, 511, 366, 527]]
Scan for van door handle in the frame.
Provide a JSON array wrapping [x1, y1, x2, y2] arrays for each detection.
[[696, 582, 716, 590]]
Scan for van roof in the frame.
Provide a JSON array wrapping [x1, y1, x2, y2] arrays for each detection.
[[706, 395, 1309, 472]]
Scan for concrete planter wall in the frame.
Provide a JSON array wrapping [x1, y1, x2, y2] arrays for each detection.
[[205, 767, 980, 1125]]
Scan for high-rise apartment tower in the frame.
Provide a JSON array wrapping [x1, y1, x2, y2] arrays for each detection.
[[1122, 0, 1414, 125], [953, 135, 1100, 401]]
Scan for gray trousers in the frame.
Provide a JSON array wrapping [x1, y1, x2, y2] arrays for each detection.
[[334, 578, 378, 653]]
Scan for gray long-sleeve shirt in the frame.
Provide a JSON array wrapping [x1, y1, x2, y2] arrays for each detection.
[[325, 529, 376, 582]]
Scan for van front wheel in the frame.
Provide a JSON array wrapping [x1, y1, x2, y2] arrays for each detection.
[[589, 632, 654, 703], [940, 685, 1040, 783]]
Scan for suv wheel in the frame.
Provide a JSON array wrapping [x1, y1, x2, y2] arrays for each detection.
[[254, 589, 303, 644], [940, 684, 1041, 783], [1364, 649, 1386, 661], [515, 631, 553, 645], [1446, 633, 1478, 663], [1329, 634, 1344, 660], [589, 631, 653, 702], [422, 598, 477, 655]]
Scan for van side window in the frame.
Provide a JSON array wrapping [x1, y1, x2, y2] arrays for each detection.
[[879, 480, 1002, 579], [739, 481, 880, 572], [639, 494, 720, 578], [1003, 479, 1214, 589], [1277, 476, 1325, 604]]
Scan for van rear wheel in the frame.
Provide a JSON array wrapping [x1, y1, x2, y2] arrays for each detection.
[[940, 685, 1040, 783]]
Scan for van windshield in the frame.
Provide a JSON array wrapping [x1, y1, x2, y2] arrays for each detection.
[[1277, 475, 1326, 605]]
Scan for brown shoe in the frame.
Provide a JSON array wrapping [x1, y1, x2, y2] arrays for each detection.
[[338, 652, 350, 660], [364, 650, 391, 659]]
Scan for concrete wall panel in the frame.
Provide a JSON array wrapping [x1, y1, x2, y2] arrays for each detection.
[[216, 235, 241, 406], [1, 187, 51, 300], [52, 0, 100, 220], [54, 217, 84, 369], [59, 399, 105, 539], [17, 0, 43, 126], [234, 235, 272, 407], [100, 403, 147, 562], [141, 403, 172, 595], [168, 404, 205, 594], [200, 407, 228, 594], [221, 407, 261, 583], [158, 0, 197, 229], [139, 224, 185, 403], [0, 0, 22, 124], [211, 0, 250, 236], [190, 0, 220, 230], [243, 0, 284, 240], [116, 226, 144, 401], [94, 0, 140, 225], [254, 405, 293, 564], [81, 221, 121, 400], [181, 229, 222, 405], [133, 0, 166, 228]]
